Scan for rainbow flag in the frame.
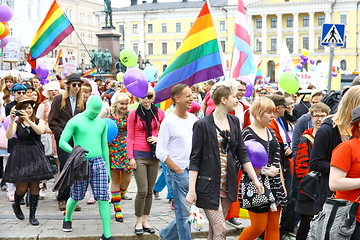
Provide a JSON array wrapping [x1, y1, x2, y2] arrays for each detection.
[[54, 48, 63, 70], [154, 1, 223, 104], [27, 0, 74, 73], [231, 0, 255, 78], [82, 67, 97, 78], [255, 60, 263, 82]]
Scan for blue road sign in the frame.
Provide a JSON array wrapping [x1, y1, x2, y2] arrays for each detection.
[[321, 24, 345, 47]]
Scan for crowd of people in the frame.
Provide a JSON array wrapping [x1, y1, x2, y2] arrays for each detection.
[[1, 70, 360, 240]]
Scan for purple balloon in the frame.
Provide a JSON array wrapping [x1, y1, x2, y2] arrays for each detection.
[[238, 76, 252, 85], [300, 60, 306, 65], [310, 59, 316, 65], [303, 56, 309, 62], [244, 84, 254, 97], [0, 5, 13, 22], [296, 64, 303, 70], [3, 115, 17, 138], [36, 64, 49, 80], [332, 72, 338, 77], [300, 55, 306, 60], [123, 67, 148, 98], [244, 139, 268, 168], [0, 37, 8, 48], [283, 67, 291, 72]]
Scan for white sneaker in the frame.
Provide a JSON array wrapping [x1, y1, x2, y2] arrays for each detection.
[[39, 189, 46, 199]]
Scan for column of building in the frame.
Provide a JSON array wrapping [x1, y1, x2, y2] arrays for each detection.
[[293, 13, 299, 54], [261, 14, 267, 55], [276, 13, 282, 54], [309, 12, 315, 53]]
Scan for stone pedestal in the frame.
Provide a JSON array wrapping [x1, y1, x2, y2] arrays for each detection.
[[96, 27, 121, 77]]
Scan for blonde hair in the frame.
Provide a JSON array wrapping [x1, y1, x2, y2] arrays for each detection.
[[331, 86, 360, 133], [60, 84, 85, 111], [1, 74, 20, 107], [251, 97, 276, 119], [111, 92, 130, 114]]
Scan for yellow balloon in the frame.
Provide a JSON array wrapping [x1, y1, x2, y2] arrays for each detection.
[[116, 72, 125, 82], [301, 49, 309, 57], [0, 22, 4, 36]]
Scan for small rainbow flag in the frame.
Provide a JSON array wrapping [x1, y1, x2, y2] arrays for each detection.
[[82, 67, 97, 78], [255, 60, 263, 82], [154, 1, 223, 104], [27, 0, 74, 73], [54, 48, 63, 70]]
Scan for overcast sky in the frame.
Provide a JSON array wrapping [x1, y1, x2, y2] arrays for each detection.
[[113, 0, 199, 8]]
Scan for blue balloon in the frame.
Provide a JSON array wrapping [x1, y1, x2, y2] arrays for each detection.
[[144, 66, 158, 82], [103, 118, 118, 143]]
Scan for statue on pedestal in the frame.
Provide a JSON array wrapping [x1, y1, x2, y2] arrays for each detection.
[[94, 48, 104, 73], [103, 49, 113, 74], [90, 49, 96, 68], [104, 0, 114, 28]]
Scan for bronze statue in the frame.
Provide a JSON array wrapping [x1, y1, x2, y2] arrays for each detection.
[[104, 0, 114, 28], [103, 49, 113, 73]]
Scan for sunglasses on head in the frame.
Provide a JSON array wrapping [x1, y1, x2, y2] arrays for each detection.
[[143, 94, 153, 99], [71, 83, 82, 88], [16, 91, 26, 95]]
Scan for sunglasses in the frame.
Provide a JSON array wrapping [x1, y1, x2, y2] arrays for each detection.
[[143, 94, 153, 99], [16, 91, 26, 95], [71, 83, 82, 88]]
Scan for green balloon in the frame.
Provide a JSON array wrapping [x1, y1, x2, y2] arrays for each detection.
[[116, 72, 124, 82], [279, 71, 299, 94], [0, 49, 2, 57], [119, 48, 137, 67]]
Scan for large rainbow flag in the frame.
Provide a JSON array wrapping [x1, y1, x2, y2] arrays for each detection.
[[27, 0, 74, 73], [154, 1, 224, 104]]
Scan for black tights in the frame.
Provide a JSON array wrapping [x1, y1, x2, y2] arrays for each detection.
[[296, 214, 313, 240], [16, 182, 40, 196]]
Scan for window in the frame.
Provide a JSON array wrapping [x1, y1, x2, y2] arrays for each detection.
[[37, 0, 40, 20], [286, 38, 293, 53], [256, 18, 262, 29], [162, 23, 167, 33], [175, 42, 181, 50], [148, 43, 153, 55], [286, 17, 293, 27], [340, 60, 347, 71], [133, 43, 138, 55], [220, 40, 226, 52], [270, 18, 277, 28], [318, 15, 325, 26], [175, 23, 181, 32], [270, 39, 277, 51], [162, 42, 167, 54], [88, 14, 92, 25], [341, 35, 347, 48], [340, 14, 347, 24], [133, 24, 138, 34], [303, 16, 309, 27], [267, 60, 275, 81], [317, 36, 324, 50], [256, 39, 262, 52], [303, 37, 309, 49], [119, 24, 124, 36], [219, 21, 226, 31], [148, 24, 153, 33]]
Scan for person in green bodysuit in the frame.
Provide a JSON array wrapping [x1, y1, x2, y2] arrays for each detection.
[[59, 95, 113, 240]]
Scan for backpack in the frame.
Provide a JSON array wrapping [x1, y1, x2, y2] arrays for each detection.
[[322, 92, 342, 114]]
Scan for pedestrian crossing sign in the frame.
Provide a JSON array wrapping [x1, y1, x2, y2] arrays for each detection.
[[321, 24, 345, 47]]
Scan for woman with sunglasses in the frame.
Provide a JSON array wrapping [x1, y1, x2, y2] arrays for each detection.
[[127, 86, 165, 235], [4, 97, 53, 225], [48, 73, 85, 212], [187, 80, 263, 240]]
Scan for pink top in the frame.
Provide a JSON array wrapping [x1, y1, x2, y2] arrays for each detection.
[[204, 91, 216, 116], [126, 108, 165, 159]]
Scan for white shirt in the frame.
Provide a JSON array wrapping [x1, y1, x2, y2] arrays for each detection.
[[69, 96, 76, 115], [156, 112, 197, 170]]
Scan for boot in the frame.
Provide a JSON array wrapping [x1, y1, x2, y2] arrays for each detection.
[[12, 193, 25, 220], [25, 189, 30, 207], [29, 194, 39, 225]]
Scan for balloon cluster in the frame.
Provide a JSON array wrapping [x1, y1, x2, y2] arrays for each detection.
[[297, 49, 309, 70], [331, 66, 338, 77], [0, 5, 13, 55]]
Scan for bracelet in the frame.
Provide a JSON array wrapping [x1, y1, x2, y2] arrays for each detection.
[[261, 167, 267, 175]]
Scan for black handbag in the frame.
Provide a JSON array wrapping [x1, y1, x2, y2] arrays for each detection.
[[47, 156, 58, 175], [301, 171, 320, 200]]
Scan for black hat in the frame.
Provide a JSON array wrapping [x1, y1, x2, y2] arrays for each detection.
[[267, 95, 290, 107], [66, 73, 84, 84], [350, 105, 360, 124]]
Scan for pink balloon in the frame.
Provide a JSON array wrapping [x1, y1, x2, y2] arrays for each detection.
[[244, 139, 268, 168], [0, 37, 8, 48], [123, 67, 148, 98], [3, 115, 17, 138], [36, 64, 49, 80], [0, 5, 13, 22]]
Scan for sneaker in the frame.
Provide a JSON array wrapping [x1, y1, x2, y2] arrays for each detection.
[[7, 192, 14, 202], [153, 190, 161, 200], [121, 193, 132, 200], [62, 220, 72, 232], [227, 218, 243, 229], [74, 204, 81, 211], [0, 182, 7, 191], [39, 189, 46, 199], [100, 234, 114, 240], [87, 197, 96, 204]]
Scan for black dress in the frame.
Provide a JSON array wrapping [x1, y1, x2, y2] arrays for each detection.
[[3, 120, 53, 183]]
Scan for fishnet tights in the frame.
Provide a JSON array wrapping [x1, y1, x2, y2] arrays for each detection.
[[203, 197, 230, 240]]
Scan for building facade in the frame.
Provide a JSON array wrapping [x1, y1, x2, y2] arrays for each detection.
[[111, 0, 358, 82]]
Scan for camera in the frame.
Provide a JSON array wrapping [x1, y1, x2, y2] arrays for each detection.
[[15, 110, 22, 116]]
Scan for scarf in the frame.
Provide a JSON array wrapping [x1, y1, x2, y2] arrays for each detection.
[[135, 103, 158, 137]]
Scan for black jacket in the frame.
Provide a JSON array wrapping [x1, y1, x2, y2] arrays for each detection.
[[53, 145, 89, 192], [309, 118, 341, 213], [189, 113, 250, 210]]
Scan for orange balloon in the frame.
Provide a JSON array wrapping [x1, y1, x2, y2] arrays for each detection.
[[3, 22, 9, 27], [0, 23, 9, 39]]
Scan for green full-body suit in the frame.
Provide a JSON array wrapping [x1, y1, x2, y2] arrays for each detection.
[[59, 95, 112, 238]]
